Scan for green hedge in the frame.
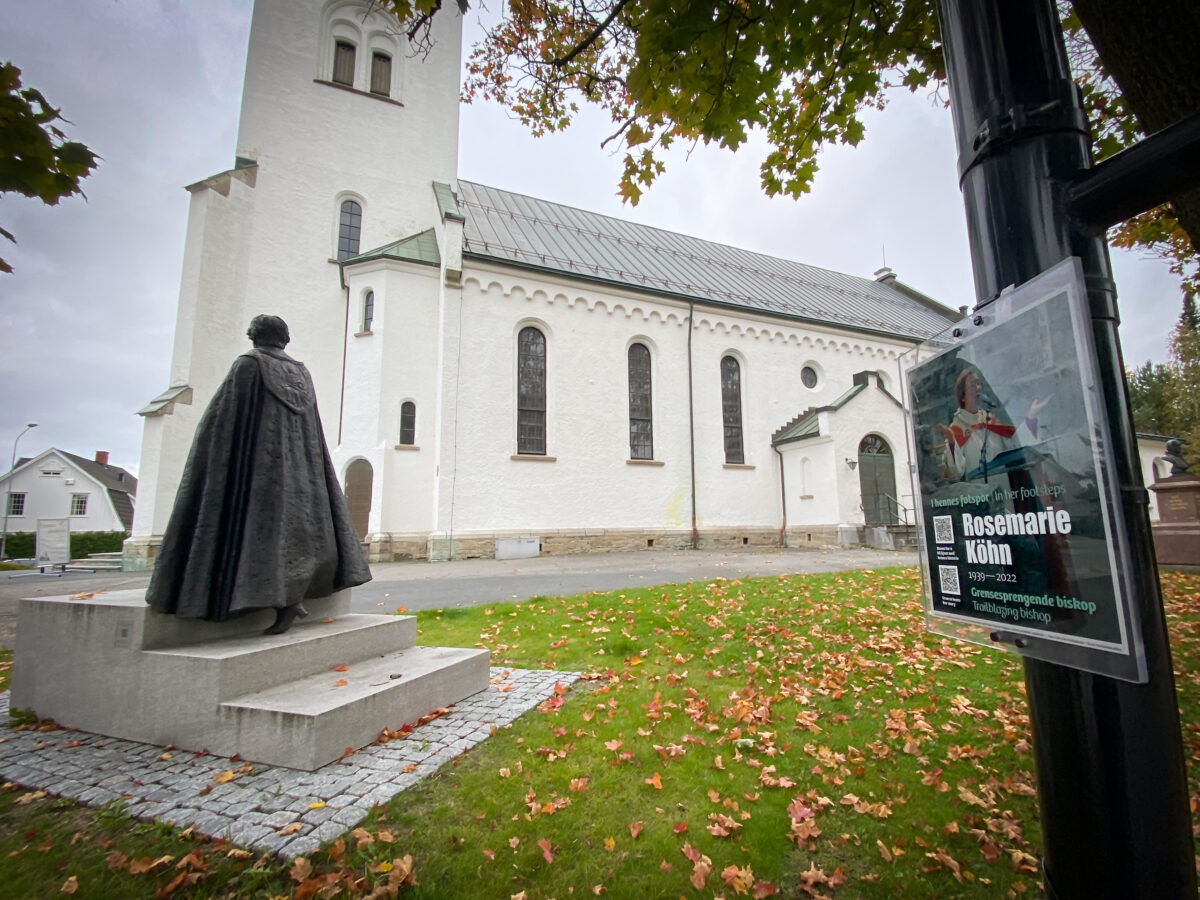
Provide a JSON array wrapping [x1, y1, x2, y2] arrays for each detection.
[[0, 531, 127, 560]]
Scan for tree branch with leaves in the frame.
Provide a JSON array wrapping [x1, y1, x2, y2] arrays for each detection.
[[0, 62, 98, 275]]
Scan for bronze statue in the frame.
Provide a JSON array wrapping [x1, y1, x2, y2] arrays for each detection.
[[146, 315, 371, 634], [1164, 438, 1190, 477]]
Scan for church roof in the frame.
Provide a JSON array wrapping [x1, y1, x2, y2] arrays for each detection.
[[457, 181, 959, 341]]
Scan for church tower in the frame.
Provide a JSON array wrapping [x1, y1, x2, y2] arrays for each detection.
[[127, 0, 463, 567]]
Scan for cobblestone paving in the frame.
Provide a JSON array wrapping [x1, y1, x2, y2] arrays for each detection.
[[0, 667, 575, 858]]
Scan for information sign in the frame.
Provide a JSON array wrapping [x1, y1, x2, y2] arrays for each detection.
[[36, 518, 71, 568], [902, 259, 1146, 682]]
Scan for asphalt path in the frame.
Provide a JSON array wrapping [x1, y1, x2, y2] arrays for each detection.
[[0, 546, 918, 648]]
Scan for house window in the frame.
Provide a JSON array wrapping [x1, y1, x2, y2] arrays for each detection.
[[70, 494, 88, 516], [338, 199, 362, 260], [721, 355, 744, 464], [362, 290, 374, 332], [801, 365, 818, 389], [6, 493, 24, 516], [627, 343, 653, 460], [517, 326, 547, 455], [370, 52, 391, 96], [333, 40, 356, 86], [399, 401, 416, 446]]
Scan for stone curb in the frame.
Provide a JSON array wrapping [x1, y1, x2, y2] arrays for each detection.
[[0, 667, 577, 858]]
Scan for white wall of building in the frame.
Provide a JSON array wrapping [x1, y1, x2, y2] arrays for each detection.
[[2, 452, 127, 535]]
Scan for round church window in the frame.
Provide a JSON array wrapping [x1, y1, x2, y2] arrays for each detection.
[[801, 365, 818, 389]]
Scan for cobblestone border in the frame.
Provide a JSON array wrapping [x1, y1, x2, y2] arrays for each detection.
[[0, 667, 576, 858]]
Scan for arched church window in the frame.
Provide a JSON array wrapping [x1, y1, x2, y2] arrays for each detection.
[[399, 401, 416, 446], [721, 355, 744, 464], [361, 290, 374, 332], [370, 52, 392, 96], [628, 343, 653, 460], [333, 41, 356, 87], [338, 200, 362, 260], [517, 326, 547, 455]]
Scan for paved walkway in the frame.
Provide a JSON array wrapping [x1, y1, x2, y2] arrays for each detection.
[[0, 668, 573, 858]]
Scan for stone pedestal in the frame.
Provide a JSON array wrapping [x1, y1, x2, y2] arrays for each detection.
[[1149, 476, 1200, 567], [11, 590, 489, 770]]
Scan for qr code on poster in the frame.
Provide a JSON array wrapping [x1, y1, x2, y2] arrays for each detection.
[[933, 515, 954, 544], [939, 565, 961, 597]]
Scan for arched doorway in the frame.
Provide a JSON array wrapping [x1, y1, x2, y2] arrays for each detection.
[[344, 459, 373, 541], [858, 434, 897, 526]]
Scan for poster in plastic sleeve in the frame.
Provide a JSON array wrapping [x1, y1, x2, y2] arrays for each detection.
[[901, 258, 1146, 682], [35, 518, 70, 568]]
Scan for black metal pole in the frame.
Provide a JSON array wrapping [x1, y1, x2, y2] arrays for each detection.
[[934, 2, 1196, 897]]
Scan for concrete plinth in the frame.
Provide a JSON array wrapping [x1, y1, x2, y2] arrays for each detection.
[[1149, 476, 1200, 567], [10, 590, 489, 770]]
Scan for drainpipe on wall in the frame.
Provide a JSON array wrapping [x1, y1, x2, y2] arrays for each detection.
[[773, 444, 787, 547], [686, 300, 698, 550], [338, 282, 350, 446]]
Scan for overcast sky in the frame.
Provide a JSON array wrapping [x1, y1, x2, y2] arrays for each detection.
[[0, 0, 1183, 475]]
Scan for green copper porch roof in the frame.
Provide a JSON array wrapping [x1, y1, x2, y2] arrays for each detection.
[[343, 229, 440, 268], [771, 381, 868, 446], [457, 180, 960, 341]]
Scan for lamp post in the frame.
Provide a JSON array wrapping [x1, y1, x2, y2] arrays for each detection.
[[1, 423, 38, 560]]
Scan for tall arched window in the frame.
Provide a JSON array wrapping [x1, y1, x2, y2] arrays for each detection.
[[332, 40, 356, 86], [399, 401, 416, 446], [721, 355, 744, 464], [338, 199, 362, 260], [517, 326, 547, 455], [628, 343, 653, 459], [361, 290, 374, 332]]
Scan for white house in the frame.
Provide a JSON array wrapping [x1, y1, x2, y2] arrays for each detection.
[[124, 0, 961, 569], [2, 449, 137, 543]]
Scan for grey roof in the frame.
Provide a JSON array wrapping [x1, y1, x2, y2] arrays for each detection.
[[458, 181, 959, 341], [772, 371, 903, 446]]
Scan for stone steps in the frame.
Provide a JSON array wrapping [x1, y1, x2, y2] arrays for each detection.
[[219, 645, 490, 770], [65, 551, 124, 571], [12, 589, 490, 770]]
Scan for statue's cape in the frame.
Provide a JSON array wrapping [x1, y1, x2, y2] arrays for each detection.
[[145, 349, 371, 621]]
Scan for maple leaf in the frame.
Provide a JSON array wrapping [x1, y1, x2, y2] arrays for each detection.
[[290, 857, 313, 883], [351, 827, 374, 849], [722, 864, 755, 894], [628, 821, 644, 839], [753, 881, 778, 898], [645, 772, 663, 790], [539, 838, 554, 863]]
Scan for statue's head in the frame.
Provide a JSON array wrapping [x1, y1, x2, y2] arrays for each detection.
[[1166, 438, 1183, 457], [247, 315, 290, 349]]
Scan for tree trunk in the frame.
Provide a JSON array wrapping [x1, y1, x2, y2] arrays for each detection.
[[1072, 0, 1200, 257]]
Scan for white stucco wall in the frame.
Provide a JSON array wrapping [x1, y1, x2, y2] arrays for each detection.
[[132, 0, 463, 544], [1138, 435, 1172, 521], [426, 263, 920, 538], [2, 453, 127, 535]]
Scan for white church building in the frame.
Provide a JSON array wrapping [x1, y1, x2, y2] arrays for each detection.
[[124, 0, 961, 568]]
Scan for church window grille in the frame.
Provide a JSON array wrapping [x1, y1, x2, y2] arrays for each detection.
[[338, 200, 362, 260], [333, 41, 356, 86], [6, 493, 24, 516], [399, 401, 416, 446], [517, 327, 547, 455], [627, 343, 653, 459], [362, 290, 374, 331], [370, 52, 392, 96], [721, 355, 744, 464], [70, 494, 88, 516]]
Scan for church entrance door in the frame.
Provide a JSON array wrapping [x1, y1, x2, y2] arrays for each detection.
[[858, 434, 897, 526], [345, 459, 373, 541]]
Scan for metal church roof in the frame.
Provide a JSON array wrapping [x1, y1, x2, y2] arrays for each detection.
[[457, 181, 960, 341]]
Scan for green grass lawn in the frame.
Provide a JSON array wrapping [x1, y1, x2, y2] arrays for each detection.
[[1, 567, 1198, 898]]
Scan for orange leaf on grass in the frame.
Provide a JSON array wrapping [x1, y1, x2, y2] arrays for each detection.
[[538, 838, 554, 863], [645, 772, 663, 790], [628, 821, 644, 839]]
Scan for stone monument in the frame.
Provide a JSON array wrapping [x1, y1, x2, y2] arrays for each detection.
[[1149, 439, 1200, 568], [11, 318, 489, 770]]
